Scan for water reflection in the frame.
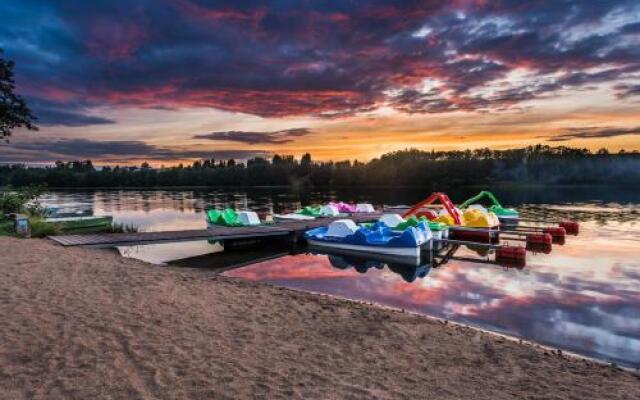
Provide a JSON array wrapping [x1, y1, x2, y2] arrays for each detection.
[[320, 252, 431, 283]]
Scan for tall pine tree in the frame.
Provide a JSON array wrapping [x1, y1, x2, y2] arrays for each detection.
[[1, 49, 37, 140]]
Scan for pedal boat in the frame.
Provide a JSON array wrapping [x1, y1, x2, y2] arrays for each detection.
[[305, 219, 431, 258], [273, 204, 340, 222], [206, 208, 261, 228]]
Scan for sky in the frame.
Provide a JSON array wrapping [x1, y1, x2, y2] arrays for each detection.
[[1, 0, 639, 165]]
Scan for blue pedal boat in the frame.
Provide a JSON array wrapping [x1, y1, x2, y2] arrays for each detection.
[[305, 219, 432, 258]]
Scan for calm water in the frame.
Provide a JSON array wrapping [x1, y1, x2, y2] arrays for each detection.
[[40, 187, 640, 368]]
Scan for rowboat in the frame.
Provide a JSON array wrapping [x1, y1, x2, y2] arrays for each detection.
[[43, 206, 113, 230], [43, 215, 113, 230]]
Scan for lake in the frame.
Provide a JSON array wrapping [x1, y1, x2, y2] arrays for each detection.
[[39, 187, 640, 368]]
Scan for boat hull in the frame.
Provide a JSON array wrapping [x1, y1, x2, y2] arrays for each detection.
[[498, 215, 519, 225], [44, 216, 113, 230], [307, 239, 426, 258], [273, 214, 316, 222]]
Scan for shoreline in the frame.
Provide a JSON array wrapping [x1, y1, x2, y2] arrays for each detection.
[[247, 282, 636, 372], [1, 237, 639, 399]]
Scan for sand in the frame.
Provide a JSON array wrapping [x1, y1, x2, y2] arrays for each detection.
[[0, 237, 638, 399]]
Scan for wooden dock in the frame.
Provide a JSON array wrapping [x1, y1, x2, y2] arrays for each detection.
[[49, 213, 383, 248]]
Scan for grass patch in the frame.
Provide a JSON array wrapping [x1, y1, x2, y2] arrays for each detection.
[[0, 214, 138, 239], [0, 216, 14, 236], [29, 218, 61, 238]]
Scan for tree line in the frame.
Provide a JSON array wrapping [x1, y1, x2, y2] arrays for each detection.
[[1, 145, 638, 188]]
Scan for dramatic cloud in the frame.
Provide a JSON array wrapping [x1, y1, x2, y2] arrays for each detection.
[[193, 128, 311, 144], [614, 84, 640, 99], [1, 0, 639, 119], [0, 138, 270, 163], [547, 126, 640, 142], [26, 99, 115, 127]]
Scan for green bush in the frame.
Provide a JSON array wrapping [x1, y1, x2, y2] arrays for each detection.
[[0, 192, 24, 214], [0, 215, 13, 236], [0, 185, 45, 216], [29, 219, 59, 238]]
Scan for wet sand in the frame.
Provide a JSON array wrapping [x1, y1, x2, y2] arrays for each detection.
[[1, 237, 638, 399]]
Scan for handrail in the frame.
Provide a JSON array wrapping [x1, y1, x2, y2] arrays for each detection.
[[459, 190, 503, 209], [402, 192, 462, 225]]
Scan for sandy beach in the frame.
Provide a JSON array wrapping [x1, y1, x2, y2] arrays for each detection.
[[0, 237, 638, 399]]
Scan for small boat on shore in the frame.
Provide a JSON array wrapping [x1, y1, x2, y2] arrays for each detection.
[[43, 215, 114, 230], [305, 219, 431, 258], [43, 206, 113, 230]]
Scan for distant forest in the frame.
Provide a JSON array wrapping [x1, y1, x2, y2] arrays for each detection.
[[1, 145, 638, 188]]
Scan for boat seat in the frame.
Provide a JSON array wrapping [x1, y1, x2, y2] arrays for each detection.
[[325, 219, 358, 237]]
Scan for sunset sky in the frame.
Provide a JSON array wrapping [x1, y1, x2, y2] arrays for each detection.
[[1, 0, 639, 165]]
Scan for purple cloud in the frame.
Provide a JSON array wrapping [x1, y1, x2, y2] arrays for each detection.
[[193, 128, 311, 144], [547, 126, 640, 142], [1, 0, 639, 119]]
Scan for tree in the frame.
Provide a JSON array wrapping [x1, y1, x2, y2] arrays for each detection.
[[0, 49, 37, 139], [301, 153, 312, 168]]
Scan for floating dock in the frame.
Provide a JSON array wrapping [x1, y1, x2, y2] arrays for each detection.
[[48, 213, 383, 248]]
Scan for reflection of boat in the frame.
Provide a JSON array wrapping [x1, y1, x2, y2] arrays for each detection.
[[327, 254, 385, 273], [387, 263, 430, 283], [320, 250, 431, 282], [305, 219, 431, 258]]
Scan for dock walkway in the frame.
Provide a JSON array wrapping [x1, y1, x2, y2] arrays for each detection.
[[49, 213, 383, 248]]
